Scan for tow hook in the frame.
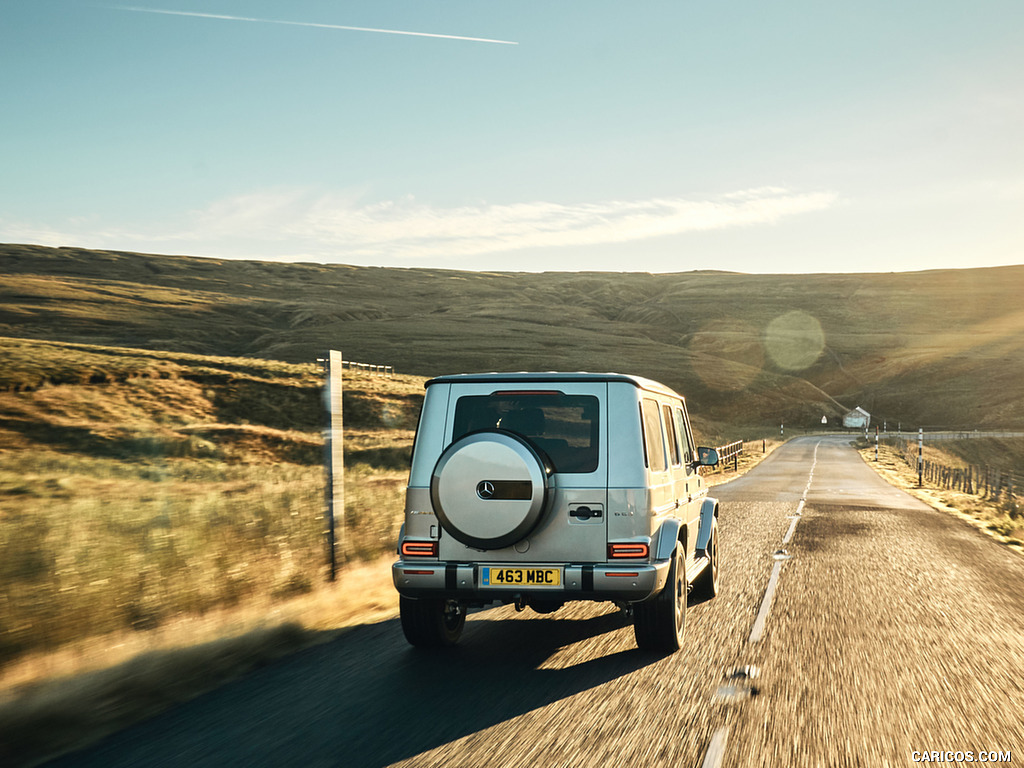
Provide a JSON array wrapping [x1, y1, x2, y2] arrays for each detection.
[[514, 596, 527, 612]]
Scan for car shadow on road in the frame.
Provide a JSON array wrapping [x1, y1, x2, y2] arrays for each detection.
[[302, 607, 662, 768], [46, 606, 666, 768]]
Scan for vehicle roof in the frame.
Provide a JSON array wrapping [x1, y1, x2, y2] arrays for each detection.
[[425, 372, 684, 400]]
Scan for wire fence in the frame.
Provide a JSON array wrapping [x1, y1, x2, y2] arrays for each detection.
[[883, 434, 1021, 516], [888, 430, 1024, 441], [341, 360, 394, 377]]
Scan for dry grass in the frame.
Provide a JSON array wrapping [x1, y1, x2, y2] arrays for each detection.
[[0, 338, 422, 670]]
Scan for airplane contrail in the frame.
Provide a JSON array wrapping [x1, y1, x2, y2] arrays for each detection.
[[106, 6, 518, 45]]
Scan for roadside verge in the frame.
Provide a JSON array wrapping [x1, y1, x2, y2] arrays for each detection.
[[857, 443, 1024, 558], [0, 555, 399, 768]]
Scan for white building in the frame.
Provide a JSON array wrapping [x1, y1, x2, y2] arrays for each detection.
[[843, 406, 871, 429]]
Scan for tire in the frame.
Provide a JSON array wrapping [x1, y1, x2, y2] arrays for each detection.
[[400, 596, 465, 648], [430, 430, 552, 550], [691, 519, 720, 602], [633, 541, 686, 653]]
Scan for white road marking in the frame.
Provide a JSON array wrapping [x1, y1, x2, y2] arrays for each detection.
[[782, 516, 800, 544], [705, 441, 822, 762], [700, 726, 730, 768], [748, 440, 820, 643], [748, 560, 783, 643]]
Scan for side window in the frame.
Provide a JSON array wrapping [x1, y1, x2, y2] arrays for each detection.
[[641, 398, 667, 472], [663, 404, 681, 467], [674, 408, 693, 468]]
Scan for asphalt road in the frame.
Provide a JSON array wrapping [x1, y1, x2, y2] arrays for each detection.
[[48, 436, 1024, 767]]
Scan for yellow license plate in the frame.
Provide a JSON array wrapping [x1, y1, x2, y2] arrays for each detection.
[[481, 566, 561, 588]]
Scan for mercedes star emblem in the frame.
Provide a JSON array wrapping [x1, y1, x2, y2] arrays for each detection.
[[476, 481, 496, 499]]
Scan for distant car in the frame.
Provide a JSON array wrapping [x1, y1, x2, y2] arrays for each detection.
[[393, 372, 721, 652]]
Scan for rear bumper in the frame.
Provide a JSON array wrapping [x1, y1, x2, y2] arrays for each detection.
[[392, 559, 671, 603]]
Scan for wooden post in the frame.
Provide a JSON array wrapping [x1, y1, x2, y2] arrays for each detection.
[[323, 350, 344, 582], [917, 428, 923, 487]]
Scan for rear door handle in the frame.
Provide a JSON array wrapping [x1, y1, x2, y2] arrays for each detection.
[[570, 506, 603, 520]]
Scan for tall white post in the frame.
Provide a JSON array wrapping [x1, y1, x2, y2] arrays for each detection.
[[323, 350, 344, 581]]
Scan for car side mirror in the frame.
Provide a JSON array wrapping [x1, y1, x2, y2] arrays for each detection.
[[695, 447, 719, 467]]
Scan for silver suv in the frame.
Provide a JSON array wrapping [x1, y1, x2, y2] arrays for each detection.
[[393, 372, 721, 652]]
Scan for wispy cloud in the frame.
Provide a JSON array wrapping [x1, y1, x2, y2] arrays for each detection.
[[0, 188, 837, 264], [104, 6, 518, 45], [195, 187, 839, 259]]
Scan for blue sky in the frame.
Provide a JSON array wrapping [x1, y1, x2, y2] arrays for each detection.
[[2, 1, 1022, 273]]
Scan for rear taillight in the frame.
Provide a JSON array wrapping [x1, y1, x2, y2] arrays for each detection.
[[608, 542, 650, 559], [401, 541, 439, 557]]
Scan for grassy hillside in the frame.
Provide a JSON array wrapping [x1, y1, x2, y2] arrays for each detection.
[[2, 243, 1024, 430], [0, 337, 424, 664]]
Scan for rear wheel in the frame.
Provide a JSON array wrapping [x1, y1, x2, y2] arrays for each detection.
[[633, 541, 686, 652], [400, 597, 465, 648]]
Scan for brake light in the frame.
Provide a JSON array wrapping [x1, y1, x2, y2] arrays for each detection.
[[492, 391, 562, 396], [401, 541, 439, 557], [608, 543, 650, 559]]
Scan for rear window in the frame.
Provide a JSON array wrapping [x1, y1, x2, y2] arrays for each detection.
[[452, 392, 599, 473]]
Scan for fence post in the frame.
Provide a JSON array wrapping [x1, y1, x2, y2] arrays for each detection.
[[918, 428, 923, 487]]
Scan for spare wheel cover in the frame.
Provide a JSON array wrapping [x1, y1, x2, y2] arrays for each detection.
[[431, 430, 550, 550]]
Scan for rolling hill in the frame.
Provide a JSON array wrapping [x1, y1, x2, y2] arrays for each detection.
[[3, 243, 1023, 434]]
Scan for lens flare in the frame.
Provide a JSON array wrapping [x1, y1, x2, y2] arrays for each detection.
[[764, 311, 825, 372]]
